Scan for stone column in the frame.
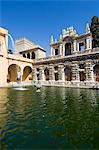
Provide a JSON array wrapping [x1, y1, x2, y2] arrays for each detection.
[[89, 37, 92, 50], [72, 63, 80, 81], [77, 42, 79, 52], [49, 65, 55, 81], [86, 38, 89, 50], [20, 69, 23, 83], [39, 66, 45, 81], [73, 40, 77, 53], [59, 44, 63, 56], [51, 46, 55, 56], [85, 61, 93, 81], [63, 43, 65, 56], [58, 64, 65, 81], [32, 68, 37, 81]]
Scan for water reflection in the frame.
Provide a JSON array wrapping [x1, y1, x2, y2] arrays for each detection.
[[0, 87, 99, 149]]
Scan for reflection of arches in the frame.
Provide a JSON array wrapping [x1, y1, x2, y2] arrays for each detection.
[[65, 43, 71, 56], [27, 53, 30, 59], [7, 64, 21, 82], [32, 52, 35, 59], [44, 67, 49, 80], [64, 66, 72, 81], [93, 64, 99, 82], [22, 66, 32, 81]]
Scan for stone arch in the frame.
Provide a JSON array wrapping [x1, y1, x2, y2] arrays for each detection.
[[31, 52, 35, 59], [44, 67, 49, 80], [93, 64, 99, 82], [64, 66, 72, 81], [7, 64, 21, 82], [22, 66, 33, 82], [65, 43, 71, 56]]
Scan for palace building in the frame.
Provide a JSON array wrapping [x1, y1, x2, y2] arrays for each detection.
[[0, 22, 99, 88]]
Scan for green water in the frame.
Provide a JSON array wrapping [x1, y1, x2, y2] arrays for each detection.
[[0, 87, 99, 149]]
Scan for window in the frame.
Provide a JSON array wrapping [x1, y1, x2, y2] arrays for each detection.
[[55, 49, 58, 55], [32, 52, 35, 59], [79, 42, 85, 52], [23, 54, 26, 58], [65, 43, 71, 56], [27, 53, 30, 59]]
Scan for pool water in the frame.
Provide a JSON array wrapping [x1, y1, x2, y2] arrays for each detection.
[[0, 87, 99, 149]]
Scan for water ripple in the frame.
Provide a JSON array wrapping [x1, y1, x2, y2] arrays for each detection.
[[0, 87, 99, 149]]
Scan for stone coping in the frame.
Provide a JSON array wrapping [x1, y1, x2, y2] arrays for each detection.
[[0, 81, 98, 89]]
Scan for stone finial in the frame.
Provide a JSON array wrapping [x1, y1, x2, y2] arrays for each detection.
[[50, 35, 54, 44], [62, 29, 66, 35], [55, 39, 57, 43], [59, 34, 62, 42], [86, 22, 90, 33]]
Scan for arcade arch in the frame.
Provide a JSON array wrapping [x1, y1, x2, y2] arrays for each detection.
[[7, 64, 21, 82], [22, 66, 33, 82]]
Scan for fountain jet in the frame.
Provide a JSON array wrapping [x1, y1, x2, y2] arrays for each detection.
[[8, 33, 15, 53]]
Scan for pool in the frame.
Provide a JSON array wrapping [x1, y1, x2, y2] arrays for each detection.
[[0, 87, 99, 149]]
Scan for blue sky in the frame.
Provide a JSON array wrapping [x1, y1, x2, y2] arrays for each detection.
[[1, 0, 99, 56]]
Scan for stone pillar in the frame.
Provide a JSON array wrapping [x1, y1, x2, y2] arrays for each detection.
[[89, 37, 92, 49], [73, 40, 77, 53], [86, 37, 92, 50], [49, 65, 55, 80], [58, 64, 65, 81], [32, 68, 37, 80], [63, 43, 65, 56], [59, 44, 63, 56], [85, 61, 93, 81], [86, 38, 89, 50], [72, 63, 80, 81], [19, 69, 23, 83], [39, 66, 45, 81], [51, 46, 54, 56], [77, 43, 80, 52], [51, 46, 53, 56]]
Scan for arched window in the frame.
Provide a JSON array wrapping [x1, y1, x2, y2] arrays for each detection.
[[65, 43, 71, 56], [27, 53, 30, 59], [23, 53, 26, 58], [32, 52, 35, 59]]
